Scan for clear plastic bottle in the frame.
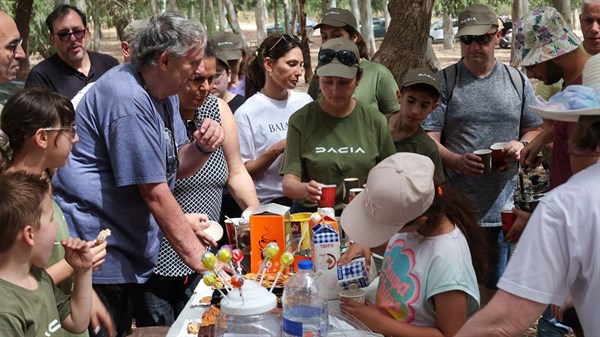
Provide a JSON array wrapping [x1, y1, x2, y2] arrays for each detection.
[[282, 260, 329, 336]]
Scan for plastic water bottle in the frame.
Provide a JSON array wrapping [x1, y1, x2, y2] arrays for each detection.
[[282, 260, 329, 336]]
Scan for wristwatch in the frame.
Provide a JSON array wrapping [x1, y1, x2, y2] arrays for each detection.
[[520, 141, 529, 147]]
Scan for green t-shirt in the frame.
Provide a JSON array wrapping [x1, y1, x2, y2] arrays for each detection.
[[308, 59, 400, 115], [281, 99, 396, 212], [47, 200, 87, 337], [392, 126, 446, 184], [0, 267, 71, 337]]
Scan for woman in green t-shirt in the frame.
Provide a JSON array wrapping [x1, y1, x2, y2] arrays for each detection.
[[307, 7, 400, 116], [281, 38, 395, 214]]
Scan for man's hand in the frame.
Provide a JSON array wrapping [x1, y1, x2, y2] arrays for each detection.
[[304, 180, 323, 204], [504, 140, 525, 161], [520, 138, 543, 166], [62, 237, 93, 273], [88, 240, 107, 271], [90, 291, 116, 337], [187, 214, 218, 248], [194, 118, 224, 153], [552, 294, 574, 323], [457, 153, 484, 177]]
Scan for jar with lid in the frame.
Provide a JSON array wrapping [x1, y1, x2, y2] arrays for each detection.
[[214, 280, 281, 336]]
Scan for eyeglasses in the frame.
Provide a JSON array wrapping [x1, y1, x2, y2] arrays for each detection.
[[318, 49, 359, 67], [43, 126, 77, 139], [459, 30, 498, 46], [56, 29, 86, 42], [6, 38, 23, 54], [268, 34, 301, 54]]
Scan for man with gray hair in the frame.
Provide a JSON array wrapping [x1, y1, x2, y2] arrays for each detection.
[[581, 0, 600, 55], [0, 10, 26, 109], [52, 13, 224, 337]]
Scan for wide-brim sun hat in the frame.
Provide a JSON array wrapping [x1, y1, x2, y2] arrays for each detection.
[[341, 153, 435, 248], [315, 37, 360, 79], [511, 6, 581, 67]]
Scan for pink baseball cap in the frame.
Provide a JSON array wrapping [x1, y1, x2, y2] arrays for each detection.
[[341, 153, 435, 248]]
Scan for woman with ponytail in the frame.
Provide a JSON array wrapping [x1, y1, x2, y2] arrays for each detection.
[[339, 153, 487, 337], [234, 34, 312, 205]]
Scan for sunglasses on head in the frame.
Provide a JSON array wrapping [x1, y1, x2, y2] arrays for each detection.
[[459, 30, 498, 46], [56, 29, 86, 42], [268, 34, 301, 53], [318, 49, 359, 67]]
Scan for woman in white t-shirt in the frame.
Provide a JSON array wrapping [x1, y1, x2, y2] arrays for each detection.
[[234, 34, 312, 205]]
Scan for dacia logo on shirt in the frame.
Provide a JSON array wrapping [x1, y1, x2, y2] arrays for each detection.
[[315, 147, 365, 154], [45, 319, 61, 336]]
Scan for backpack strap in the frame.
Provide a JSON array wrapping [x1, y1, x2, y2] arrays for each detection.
[[503, 63, 525, 116], [442, 62, 459, 104]]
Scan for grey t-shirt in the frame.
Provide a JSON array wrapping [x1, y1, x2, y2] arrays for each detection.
[[422, 60, 542, 226]]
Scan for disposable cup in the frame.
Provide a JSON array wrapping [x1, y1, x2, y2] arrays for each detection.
[[319, 184, 337, 208], [501, 209, 516, 236], [339, 288, 366, 304], [343, 178, 361, 204], [204, 220, 224, 241], [490, 142, 509, 170], [224, 217, 242, 248], [473, 149, 492, 173]]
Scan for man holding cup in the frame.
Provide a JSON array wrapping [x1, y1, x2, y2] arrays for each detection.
[[422, 4, 542, 304]]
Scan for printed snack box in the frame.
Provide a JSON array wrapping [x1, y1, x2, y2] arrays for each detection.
[[337, 256, 378, 290], [250, 203, 291, 273], [311, 222, 340, 300]]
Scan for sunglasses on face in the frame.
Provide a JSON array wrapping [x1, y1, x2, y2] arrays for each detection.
[[459, 30, 498, 46], [268, 34, 301, 54], [42, 125, 77, 139], [56, 28, 86, 42], [318, 49, 359, 67], [5, 38, 23, 55]]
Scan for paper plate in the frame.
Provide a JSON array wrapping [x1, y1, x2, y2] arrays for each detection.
[[204, 220, 224, 241], [529, 105, 600, 122]]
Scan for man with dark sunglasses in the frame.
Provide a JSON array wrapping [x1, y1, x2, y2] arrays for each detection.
[[0, 10, 26, 110], [422, 4, 542, 306], [25, 4, 118, 99]]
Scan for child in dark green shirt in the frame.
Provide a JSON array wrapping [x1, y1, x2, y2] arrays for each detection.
[[389, 68, 445, 184]]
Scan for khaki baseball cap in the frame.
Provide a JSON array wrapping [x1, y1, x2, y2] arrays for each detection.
[[316, 37, 360, 79], [210, 32, 243, 60], [456, 4, 498, 37], [401, 68, 441, 95], [315, 8, 358, 32], [121, 19, 147, 43]]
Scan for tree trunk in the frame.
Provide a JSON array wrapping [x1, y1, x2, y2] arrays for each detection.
[[360, 0, 376, 57], [256, 0, 267, 45], [424, 40, 441, 72], [224, 0, 249, 51], [553, 0, 572, 28], [300, 0, 313, 83], [273, 0, 279, 34], [54, 0, 70, 5], [217, 0, 227, 30], [291, 0, 298, 34], [74, 0, 86, 12], [150, 0, 158, 15], [442, 12, 454, 50], [14, 0, 34, 80], [283, 0, 292, 34], [373, 0, 435, 83], [322, 0, 336, 14], [93, 17, 101, 52], [170, 0, 178, 12], [350, 0, 360, 26], [200, 0, 206, 25]]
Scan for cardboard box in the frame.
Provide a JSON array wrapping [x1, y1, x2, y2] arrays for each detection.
[[311, 222, 340, 300], [249, 203, 291, 273], [337, 256, 378, 290]]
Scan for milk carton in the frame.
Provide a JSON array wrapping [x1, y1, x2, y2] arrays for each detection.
[[311, 222, 340, 300], [337, 256, 378, 290]]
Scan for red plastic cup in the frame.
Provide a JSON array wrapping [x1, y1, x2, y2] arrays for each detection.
[[490, 142, 509, 170], [319, 184, 337, 208], [501, 209, 516, 235]]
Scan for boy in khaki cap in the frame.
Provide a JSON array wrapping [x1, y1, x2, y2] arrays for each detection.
[[389, 68, 445, 183]]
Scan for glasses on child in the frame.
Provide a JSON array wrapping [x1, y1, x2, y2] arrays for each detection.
[[43, 125, 77, 139], [5, 38, 23, 55], [318, 49, 359, 67], [268, 34, 301, 54], [459, 30, 498, 46], [56, 29, 87, 42]]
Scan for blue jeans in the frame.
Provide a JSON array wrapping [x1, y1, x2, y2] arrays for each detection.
[[482, 227, 511, 289], [135, 273, 201, 327]]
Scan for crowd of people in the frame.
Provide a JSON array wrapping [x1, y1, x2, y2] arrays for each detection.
[[0, 1, 598, 337]]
